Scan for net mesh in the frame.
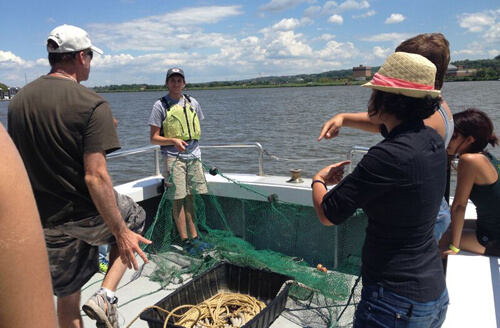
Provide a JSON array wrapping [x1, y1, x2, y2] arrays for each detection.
[[141, 156, 367, 327]]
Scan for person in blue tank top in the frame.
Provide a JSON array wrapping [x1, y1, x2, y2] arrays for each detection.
[[439, 108, 500, 257]]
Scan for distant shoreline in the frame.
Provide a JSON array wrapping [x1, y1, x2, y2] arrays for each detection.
[[92, 79, 497, 94], [93, 80, 367, 93]]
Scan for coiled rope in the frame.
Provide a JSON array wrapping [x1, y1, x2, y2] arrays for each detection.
[[125, 292, 266, 328]]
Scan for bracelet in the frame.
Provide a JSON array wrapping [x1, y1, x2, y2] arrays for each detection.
[[449, 244, 460, 254], [311, 180, 328, 190]]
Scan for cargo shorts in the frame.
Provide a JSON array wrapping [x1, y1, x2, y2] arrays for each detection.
[[163, 157, 208, 200], [44, 192, 146, 297]]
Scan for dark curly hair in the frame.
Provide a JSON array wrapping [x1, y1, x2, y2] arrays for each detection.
[[453, 108, 498, 153], [368, 90, 442, 121]]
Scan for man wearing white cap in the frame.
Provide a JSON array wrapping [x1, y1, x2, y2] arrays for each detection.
[[8, 24, 151, 328]]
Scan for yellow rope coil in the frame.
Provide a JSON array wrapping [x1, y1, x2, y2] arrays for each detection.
[[126, 292, 266, 328]]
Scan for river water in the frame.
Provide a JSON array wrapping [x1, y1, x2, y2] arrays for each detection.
[[1, 81, 499, 186]]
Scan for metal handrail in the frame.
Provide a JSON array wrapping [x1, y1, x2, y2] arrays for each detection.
[[347, 146, 369, 174], [200, 143, 264, 176], [107, 145, 161, 176], [106, 142, 265, 176]]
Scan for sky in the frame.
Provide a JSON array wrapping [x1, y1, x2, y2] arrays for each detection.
[[1, 0, 499, 87]]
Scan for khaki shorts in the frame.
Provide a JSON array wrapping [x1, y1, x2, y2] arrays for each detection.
[[163, 157, 208, 200], [44, 193, 146, 297]]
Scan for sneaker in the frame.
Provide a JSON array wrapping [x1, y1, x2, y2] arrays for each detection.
[[99, 258, 109, 274], [82, 290, 119, 328], [181, 239, 199, 256], [192, 237, 212, 252]]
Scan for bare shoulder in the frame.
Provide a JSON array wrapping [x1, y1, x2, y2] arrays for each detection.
[[458, 153, 486, 167], [458, 153, 496, 183]]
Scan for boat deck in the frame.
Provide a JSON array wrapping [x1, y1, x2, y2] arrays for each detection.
[[80, 257, 304, 328], [78, 174, 500, 328]]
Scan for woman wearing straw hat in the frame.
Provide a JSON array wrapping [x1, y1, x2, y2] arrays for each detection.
[[312, 52, 448, 327], [317, 33, 453, 242]]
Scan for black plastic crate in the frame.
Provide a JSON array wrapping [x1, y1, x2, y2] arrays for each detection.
[[140, 262, 293, 328]]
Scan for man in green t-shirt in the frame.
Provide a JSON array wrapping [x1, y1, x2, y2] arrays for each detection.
[[8, 24, 151, 328]]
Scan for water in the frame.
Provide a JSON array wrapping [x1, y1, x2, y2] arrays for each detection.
[[1, 81, 499, 186]]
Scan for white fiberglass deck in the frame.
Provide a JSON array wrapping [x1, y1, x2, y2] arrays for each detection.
[[82, 174, 500, 328]]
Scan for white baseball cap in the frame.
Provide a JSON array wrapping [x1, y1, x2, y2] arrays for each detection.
[[47, 24, 103, 54]]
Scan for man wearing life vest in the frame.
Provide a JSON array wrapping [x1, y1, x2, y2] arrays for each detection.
[[148, 67, 209, 255]]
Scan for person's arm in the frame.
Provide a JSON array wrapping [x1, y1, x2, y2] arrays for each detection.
[[442, 155, 477, 257], [317, 112, 381, 141], [0, 124, 57, 328], [312, 161, 351, 226], [149, 125, 187, 152], [84, 151, 151, 270]]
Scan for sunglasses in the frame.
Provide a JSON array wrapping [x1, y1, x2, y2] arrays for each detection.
[[84, 49, 93, 60]]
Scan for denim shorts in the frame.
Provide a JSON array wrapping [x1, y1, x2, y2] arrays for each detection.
[[434, 198, 451, 242], [354, 285, 449, 328]]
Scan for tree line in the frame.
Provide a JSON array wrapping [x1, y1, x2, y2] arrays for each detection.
[[2, 56, 499, 93]]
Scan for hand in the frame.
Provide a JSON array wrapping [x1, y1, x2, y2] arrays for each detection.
[[318, 115, 344, 141], [314, 160, 350, 185], [116, 229, 152, 270], [441, 249, 458, 259], [172, 138, 188, 152]]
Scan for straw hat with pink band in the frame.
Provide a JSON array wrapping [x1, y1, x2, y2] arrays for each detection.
[[362, 52, 441, 99]]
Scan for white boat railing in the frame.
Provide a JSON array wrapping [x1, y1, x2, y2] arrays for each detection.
[[107, 142, 265, 176], [107, 143, 367, 177]]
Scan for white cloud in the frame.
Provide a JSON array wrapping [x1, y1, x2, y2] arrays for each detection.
[[337, 0, 369, 13], [36, 58, 49, 66], [312, 34, 337, 43], [0, 51, 25, 65], [241, 36, 260, 46], [452, 41, 486, 57], [489, 49, 500, 57], [458, 11, 496, 32], [88, 6, 243, 52], [270, 17, 312, 31], [258, 0, 310, 12], [328, 14, 344, 24], [372, 46, 391, 59], [483, 22, 500, 43], [353, 10, 376, 19], [322, 1, 339, 15], [458, 9, 500, 44], [316, 40, 358, 59], [273, 18, 302, 31], [266, 31, 313, 57], [385, 13, 406, 24], [452, 49, 484, 56], [361, 33, 412, 44], [304, 6, 322, 17]]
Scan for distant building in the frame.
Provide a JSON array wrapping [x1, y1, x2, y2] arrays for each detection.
[[352, 65, 371, 81], [446, 64, 478, 77]]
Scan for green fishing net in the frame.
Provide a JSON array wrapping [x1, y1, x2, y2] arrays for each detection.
[[141, 156, 367, 327]]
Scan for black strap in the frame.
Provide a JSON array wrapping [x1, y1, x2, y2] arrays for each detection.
[[160, 96, 171, 112]]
